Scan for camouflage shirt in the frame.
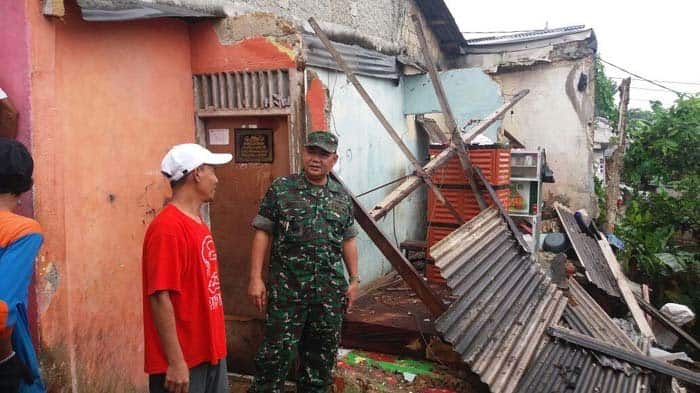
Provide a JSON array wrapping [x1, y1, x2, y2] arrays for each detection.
[[252, 173, 359, 299]]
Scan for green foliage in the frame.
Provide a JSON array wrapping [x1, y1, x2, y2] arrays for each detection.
[[593, 177, 607, 226], [618, 96, 700, 340], [594, 58, 619, 126], [624, 96, 700, 188]]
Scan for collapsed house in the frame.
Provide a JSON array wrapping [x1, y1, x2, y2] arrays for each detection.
[[4, 0, 697, 392]]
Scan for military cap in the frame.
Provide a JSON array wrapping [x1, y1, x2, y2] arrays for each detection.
[[305, 131, 338, 154]]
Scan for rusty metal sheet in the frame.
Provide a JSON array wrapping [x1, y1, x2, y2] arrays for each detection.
[[555, 204, 621, 298], [432, 207, 568, 393], [513, 279, 651, 393], [514, 338, 649, 393]]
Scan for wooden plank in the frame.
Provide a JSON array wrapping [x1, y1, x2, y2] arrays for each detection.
[[243, 72, 251, 108], [463, 89, 529, 143], [331, 172, 448, 317], [226, 73, 234, 109], [635, 294, 700, 352], [202, 74, 211, 109], [211, 73, 219, 108], [308, 17, 464, 225], [411, 13, 487, 211], [369, 92, 528, 220], [252, 72, 259, 109], [267, 70, 274, 108], [235, 72, 243, 109], [548, 326, 700, 387], [597, 234, 655, 340], [192, 76, 202, 110], [197, 108, 292, 118]]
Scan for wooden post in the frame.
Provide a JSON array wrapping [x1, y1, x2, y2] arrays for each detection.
[[597, 233, 655, 340], [369, 90, 529, 220], [308, 17, 465, 225], [411, 14, 488, 211], [331, 172, 448, 317], [603, 77, 631, 233]]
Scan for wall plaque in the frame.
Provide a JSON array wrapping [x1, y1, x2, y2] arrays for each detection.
[[235, 128, 273, 163]]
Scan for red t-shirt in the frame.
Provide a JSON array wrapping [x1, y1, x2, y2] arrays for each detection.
[[142, 204, 227, 374]]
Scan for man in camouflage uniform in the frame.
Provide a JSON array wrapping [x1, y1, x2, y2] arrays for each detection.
[[247, 131, 360, 393]]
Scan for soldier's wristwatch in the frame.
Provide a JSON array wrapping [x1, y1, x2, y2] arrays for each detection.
[[349, 275, 361, 284]]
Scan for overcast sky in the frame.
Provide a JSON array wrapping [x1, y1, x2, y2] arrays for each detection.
[[444, 0, 700, 110]]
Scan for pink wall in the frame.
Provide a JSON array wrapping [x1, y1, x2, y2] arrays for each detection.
[[28, 2, 195, 391], [0, 1, 33, 217]]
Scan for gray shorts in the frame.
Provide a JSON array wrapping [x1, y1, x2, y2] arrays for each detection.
[[149, 360, 228, 393]]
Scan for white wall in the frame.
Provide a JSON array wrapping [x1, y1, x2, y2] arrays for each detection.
[[492, 59, 597, 212]]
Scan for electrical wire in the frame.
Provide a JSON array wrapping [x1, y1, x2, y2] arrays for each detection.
[[460, 28, 550, 34], [597, 57, 685, 96], [609, 76, 700, 86], [356, 174, 411, 197]]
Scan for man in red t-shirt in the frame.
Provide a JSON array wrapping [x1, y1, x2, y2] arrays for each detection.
[[143, 144, 232, 393]]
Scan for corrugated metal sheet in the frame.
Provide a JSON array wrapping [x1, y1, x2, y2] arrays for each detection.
[[565, 280, 645, 353], [303, 34, 399, 80], [466, 25, 589, 46], [514, 339, 649, 393], [513, 279, 650, 393], [77, 0, 223, 21], [432, 207, 568, 393], [556, 204, 621, 298]]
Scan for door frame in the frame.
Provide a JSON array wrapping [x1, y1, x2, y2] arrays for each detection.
[[192, 67, 305, 225]]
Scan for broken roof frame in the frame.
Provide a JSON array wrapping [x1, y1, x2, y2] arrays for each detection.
[[308, 16, 530, 318], [555, 203, 655, 340], [308, 16, 700, 392]]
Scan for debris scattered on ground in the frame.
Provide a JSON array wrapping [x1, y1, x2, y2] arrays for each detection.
[[333, 349, 472, 392]]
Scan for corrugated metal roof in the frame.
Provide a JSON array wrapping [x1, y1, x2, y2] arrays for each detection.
[[414, 0, 468, 55], [556, 204, 621, 298], [565, 280, 645, 353], [432, 207, 568, 393], [466, 25, 590, 46], [513, 279, 650, 393], [303, 34, 399, 80], [77, 0, 223, 21], [514, 339, 649, 393]]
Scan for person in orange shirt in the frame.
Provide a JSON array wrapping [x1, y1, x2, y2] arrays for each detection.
[[0, 138, 44, 393]]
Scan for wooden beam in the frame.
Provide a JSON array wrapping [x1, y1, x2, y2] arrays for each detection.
[[635, 294, 700, 352], [596, 234, 655, 340], [474, 167, 531, 252], [548, 327, 700, 387], [463, 90, 529, 144], [308, 17, 465, 225], [411, 13, 487, 211], [369, 91, 529, 220], [331, 172, 448, 317]]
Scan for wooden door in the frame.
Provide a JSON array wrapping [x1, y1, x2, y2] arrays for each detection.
[[205, 116, 290, 318]]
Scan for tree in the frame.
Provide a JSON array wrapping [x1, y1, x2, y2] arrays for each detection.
[[624, 97, 700, 189], [618, 95, 700, 345], [603, 77, 630, 233], [594, 58, 619, 126]]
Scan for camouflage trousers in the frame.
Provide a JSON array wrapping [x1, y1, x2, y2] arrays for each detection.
[[249, 289, 345, 393]]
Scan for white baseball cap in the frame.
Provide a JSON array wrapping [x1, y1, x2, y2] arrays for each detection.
[[161, 143, 232, 182]]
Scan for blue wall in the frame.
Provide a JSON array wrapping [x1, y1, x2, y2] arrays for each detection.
[[311, 67, 503, 285], [403, 68, 503, 141], [310, 67, 428, 284]]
